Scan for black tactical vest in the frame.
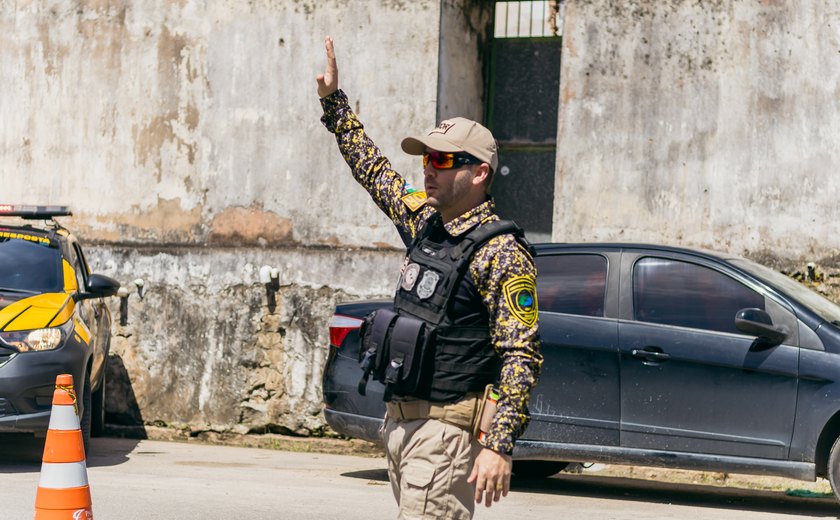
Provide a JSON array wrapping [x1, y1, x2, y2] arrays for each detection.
[[385, 215, 530, 402]]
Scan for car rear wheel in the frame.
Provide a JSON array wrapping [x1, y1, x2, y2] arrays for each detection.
[[828, 436, 840, 503], [512, 460, 569, 479]]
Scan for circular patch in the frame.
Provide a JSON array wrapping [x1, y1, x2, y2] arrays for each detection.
[[401, 263, 421, 292], [502, 276, 538, 327]]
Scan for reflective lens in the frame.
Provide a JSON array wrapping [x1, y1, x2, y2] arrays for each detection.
[[423, 151, 482, 170], [0, 321, 71, 352]]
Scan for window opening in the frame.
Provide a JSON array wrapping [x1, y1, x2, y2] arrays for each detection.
[[494, 1, 564, 38], [487, 1, 564, 242]]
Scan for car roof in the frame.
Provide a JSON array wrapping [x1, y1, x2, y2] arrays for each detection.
[[0, 222, 53, 237], [0, 205, 73, 240], [532, 242, 741, 263], [0, 221, 69, 238]]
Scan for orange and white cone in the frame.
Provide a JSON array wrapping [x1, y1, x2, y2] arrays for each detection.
[[33, 374, 93, 520]]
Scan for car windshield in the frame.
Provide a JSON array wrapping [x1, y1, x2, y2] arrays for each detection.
[[0, 235, 62, 293], [730, 258, 840, 324]]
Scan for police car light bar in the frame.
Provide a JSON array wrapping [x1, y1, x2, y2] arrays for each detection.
[[0, 205, 72, 219]]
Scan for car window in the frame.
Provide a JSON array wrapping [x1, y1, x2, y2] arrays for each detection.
[[0, 237, 62, 293], [633, 257, 764, 334], [731, 258, 840, 325], [536, 254, 607, 316], [72, 243, 90, 288]]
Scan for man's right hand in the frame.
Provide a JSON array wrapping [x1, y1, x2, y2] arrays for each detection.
[[316, 36, 338, 98]]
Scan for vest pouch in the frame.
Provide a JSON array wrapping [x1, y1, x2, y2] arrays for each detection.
[[357, 309, 398, 396], [383, 315, 427, 396], [429, 326, 499, 396]]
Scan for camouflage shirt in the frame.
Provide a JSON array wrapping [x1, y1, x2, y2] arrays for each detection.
[[320, 89, 543, 455]]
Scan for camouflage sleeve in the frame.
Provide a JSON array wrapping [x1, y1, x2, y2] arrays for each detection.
[[320, 90, 432, 243], [471, 235, 543, 455]]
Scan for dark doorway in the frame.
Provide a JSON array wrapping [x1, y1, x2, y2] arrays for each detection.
[[488, 1, 563, 243]]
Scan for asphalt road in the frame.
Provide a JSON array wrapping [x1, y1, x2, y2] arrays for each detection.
[[2, 435, 839, 519]]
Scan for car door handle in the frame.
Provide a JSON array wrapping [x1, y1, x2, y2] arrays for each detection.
[[631, 348, 671, 362]]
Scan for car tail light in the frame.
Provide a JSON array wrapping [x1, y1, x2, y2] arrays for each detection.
[[329, 315, 363, 348]]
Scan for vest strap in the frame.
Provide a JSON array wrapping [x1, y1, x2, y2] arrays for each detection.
[[435, 361, 498, 375]]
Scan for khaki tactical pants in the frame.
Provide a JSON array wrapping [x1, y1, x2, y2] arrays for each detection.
[[383, 397, 483, 520]]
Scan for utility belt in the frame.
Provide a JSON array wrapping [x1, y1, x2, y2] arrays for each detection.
[[385, 385, 497, 439], [386, 394, 480, 431]]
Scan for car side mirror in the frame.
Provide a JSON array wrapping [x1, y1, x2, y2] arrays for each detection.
[[74, 273, 121, 301], [734, 308, 787, 347]]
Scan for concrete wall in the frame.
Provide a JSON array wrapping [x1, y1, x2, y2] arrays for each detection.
[[96, 245, 401, 434], [2, 0, 440, 249], [556, 0, 840, 263], [1, 0, 446, 435], [437, 0, 493, 122]]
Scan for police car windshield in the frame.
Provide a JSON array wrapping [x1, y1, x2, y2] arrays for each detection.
[[0, 236, 62, 294]]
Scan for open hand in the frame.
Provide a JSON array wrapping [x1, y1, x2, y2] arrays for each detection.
[[467, 448, 512, 507], [316, 36, 338, 98]]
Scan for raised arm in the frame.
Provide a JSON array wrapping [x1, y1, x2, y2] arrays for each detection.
[[315, 36, 338, 98], [317, 37, 431, 244]]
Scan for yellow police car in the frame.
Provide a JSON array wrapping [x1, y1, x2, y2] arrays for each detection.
[[0, 205, 119, 449]]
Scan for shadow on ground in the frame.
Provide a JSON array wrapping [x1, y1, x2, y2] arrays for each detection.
[[519, 473, 840, 517], [343, 468, 389, 482], [0, 351, 149, 472], [0, 434, 142, 471], [340, 468, 840, 517]]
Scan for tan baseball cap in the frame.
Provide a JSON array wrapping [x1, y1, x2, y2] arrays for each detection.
[[401, 117, 498, 172]]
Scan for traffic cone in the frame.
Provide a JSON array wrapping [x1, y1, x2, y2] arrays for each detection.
[[33, 374, 93, 520]]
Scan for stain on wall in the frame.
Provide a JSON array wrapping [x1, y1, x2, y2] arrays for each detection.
[[208, 205, 295, 246], [87, 197, 204, 244]]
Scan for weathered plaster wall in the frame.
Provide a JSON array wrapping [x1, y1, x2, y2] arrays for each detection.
[[556, 0, 840, 262], [2, 0, 440, 249], [92, 245, 402, 434], [1, 0, 440, 434]]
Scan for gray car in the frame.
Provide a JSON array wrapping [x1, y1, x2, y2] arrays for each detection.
[[323, 243, 840, 502]]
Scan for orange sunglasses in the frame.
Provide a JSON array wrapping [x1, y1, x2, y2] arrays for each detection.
[[423, 151, 483, 170]]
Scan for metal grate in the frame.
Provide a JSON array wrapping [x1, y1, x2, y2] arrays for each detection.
[[494, 1, 564, 39]]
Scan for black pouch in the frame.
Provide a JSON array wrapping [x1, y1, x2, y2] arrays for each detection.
[[383, 315, 427, 396], [357, 309, 398, 396]]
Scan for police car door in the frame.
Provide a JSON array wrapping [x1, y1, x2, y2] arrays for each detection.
[[618, 252, 799, 459], [524, 250, 621, 446]]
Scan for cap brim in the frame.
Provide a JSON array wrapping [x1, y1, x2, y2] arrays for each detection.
[[401, 135, 465, 156]]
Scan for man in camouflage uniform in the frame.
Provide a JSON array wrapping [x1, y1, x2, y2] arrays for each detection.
[[316, 37, 542, 519]]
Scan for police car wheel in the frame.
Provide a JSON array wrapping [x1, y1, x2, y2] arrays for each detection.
[[511, 460, 568, 479], [80, 374, 92, 454], [91, 370, 106, 437]]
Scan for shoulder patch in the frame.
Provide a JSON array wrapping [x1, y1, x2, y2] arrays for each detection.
[[502, 275, 538, 327], [401, 191, 427, 212]]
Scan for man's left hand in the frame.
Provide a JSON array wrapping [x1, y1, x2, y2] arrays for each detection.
[[467, 447, 512, 507]]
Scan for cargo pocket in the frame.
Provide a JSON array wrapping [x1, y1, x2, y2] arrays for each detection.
[[402, 459, 436, 517]]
